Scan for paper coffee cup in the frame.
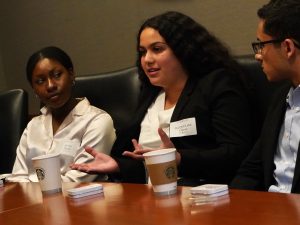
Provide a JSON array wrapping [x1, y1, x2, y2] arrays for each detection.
[[32, 153, 62, 195], [143, 148, 177, 196]]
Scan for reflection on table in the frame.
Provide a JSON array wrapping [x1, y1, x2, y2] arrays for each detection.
[[1, 182, 300, 225]]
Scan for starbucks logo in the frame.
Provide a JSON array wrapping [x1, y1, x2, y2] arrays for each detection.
[[165, 166, 176, 179], [35, 168, 45, 181]]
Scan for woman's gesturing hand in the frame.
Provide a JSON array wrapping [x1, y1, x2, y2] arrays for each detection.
[[70, 147, 120, 173]]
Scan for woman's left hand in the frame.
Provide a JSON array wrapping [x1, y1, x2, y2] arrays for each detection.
[[157, 127, 175, 149], [122, 139, 151, 160], [158, 128, 181, 165], [122, 128, 180, 165]]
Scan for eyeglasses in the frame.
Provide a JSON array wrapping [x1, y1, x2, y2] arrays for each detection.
[[251, 39, 283, 54]]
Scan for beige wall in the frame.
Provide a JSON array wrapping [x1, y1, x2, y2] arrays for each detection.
[[0, 53, 6, 90], [0, 0, 266, 114]]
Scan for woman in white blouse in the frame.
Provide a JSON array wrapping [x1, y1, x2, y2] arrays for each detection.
[[6, 46, 116, 182]]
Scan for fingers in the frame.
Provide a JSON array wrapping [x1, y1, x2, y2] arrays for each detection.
[[122, 151, 145, 160], [157, 128, 180, 164], [84, 146, 99, 157], [131, 139, 142, 152], [69, 163, 76, 169], [70, 163, 90, 172], [158, 128, 174, 148]]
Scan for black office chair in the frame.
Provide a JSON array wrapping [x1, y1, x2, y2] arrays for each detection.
[[73, 67, 141, 131], [0, 89, 28, 173], [235, 55, 285, 141]]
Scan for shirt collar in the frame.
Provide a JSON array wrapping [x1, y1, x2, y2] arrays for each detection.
[[40, 97, 89, 116], [286, 86, 300, 107]]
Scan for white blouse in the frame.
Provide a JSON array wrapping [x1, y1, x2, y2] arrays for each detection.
[[139, 91, 174, 149], [7, 98, 116, 182]]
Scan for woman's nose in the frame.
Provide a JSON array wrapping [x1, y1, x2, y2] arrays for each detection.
[[46, 78, 56, 90], [144, 51, 154, 64]]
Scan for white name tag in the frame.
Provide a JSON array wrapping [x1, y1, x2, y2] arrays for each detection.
[[58, 139, 80, 157], [169, 117, 197, 138]]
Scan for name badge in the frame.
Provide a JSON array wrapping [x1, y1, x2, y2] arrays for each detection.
[[169, 117, 197, 138], [58, 139, 80, 157]]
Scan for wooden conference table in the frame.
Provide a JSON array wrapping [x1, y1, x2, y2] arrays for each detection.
[[1, 182, 300, 225]]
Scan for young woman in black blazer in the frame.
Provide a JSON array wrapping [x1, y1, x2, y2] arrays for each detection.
[[71, 11, 253, 186]]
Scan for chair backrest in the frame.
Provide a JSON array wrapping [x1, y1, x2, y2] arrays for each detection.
[[0, 89, 28, 173], [73, 67, 141, 131], [235, 55, 284, 141]]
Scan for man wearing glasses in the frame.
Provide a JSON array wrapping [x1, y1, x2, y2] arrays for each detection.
[[231, 0, 300, 193]]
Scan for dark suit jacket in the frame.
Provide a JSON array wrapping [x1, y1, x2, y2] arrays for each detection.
[[111, 68, 253, 185], [230, 81, 300, 193]]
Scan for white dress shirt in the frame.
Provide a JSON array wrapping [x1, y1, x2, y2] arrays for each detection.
[[269, 87, 300, 193], [7, 98, 116, 182]]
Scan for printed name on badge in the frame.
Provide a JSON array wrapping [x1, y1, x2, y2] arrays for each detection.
[[169, 117, 197, 138], [58, 139, 80, 157]]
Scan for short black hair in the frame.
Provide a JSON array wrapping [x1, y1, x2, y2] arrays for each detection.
[[258, 0, 300, 43], [26, 46, 73, 85]]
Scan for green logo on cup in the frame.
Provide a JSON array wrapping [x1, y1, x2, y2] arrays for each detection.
[[36, 168, 45, 181], [165, 166, 176, 179]]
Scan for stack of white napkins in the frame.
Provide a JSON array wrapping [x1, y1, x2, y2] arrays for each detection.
[[189, 184, 230, 206], [67, 184, 103, 199], [190, 184, 228, 197]]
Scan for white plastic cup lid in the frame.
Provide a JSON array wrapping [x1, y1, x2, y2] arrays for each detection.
[[32, 153, 60, 161]]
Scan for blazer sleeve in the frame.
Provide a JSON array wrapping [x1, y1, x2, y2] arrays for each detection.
[[113, 157, 147, 184], [110, 126, 148, 184], [230, 138, 265, 190], [174, 69, 253, 184], [230, 82, 289, 190]]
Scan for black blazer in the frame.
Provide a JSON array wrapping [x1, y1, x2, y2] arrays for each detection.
[[111, 68, 253, 185], [230, 81, 300, 193]]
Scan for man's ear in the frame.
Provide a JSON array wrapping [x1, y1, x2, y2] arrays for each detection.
[[283, 39, 297, 58]]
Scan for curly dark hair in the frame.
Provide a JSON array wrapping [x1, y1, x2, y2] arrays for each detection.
[[258, 0, 300, 43], [136, 11, 238, 86], [26, 46, 73, 85]]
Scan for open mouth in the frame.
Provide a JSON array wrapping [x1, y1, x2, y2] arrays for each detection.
[[147, 68, 160, 75]]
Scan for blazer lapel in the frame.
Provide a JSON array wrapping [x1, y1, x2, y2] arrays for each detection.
[[264, 90, 288, 186], [171, 77, 196, 121]]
